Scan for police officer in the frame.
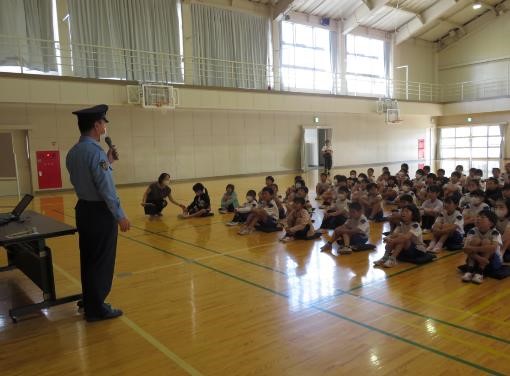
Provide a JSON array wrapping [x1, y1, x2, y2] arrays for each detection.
[[66, 104, 130, 322]]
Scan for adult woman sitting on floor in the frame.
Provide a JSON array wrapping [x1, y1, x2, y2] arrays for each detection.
[[141, 173, 186, 216]]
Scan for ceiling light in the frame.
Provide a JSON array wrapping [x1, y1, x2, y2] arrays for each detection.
[[472, 1, 482, 10]]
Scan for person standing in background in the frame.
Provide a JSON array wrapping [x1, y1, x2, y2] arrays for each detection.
[[322, 139, 333, 175]]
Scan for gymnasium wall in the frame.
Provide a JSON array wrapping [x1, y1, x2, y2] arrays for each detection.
[[438, 11, 510, 84], [393, 39, 437, 84], [0, 75, 440, 192]]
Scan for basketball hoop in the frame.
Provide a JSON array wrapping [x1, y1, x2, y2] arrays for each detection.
[[154, 100, 168, 114]]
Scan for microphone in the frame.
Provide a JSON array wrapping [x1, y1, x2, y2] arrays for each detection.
[[105, 136, 119, 160]]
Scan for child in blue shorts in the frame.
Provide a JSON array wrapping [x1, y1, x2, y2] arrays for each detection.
[[427, 196, 464, 253], [320, 202, 369, 255]]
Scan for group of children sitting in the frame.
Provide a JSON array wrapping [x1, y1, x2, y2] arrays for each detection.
[[152, 162, 510, 284]]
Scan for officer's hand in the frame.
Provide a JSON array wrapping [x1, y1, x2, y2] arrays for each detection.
[[118, 218, 130, 232]]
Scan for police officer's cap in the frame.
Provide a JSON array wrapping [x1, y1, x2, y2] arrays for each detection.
[[72, 104, 109, 123]]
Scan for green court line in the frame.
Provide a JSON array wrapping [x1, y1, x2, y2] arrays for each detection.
[[49, 209, 508, 373], [54, 208, 510, 345], [129, 223, 288, 275], [312, 306, 505, 376]]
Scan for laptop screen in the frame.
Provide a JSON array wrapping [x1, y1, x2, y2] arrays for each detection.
[[11, 194, 34, 218]]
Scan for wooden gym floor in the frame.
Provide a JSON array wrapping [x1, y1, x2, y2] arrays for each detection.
[[1, 171, 510, 375]]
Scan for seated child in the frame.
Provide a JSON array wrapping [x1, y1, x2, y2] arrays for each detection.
[[387, 194, 415, 234], [374, 204, 427, 268], [285, 176, 305, 202], [427, 197, 464, 253], [349, 170, 357, 179], [443, 171, 463, 200], [294, 186, 313, 214], [280, 197, 316, 242], [461, 210, 503, 284], [180, 183, 212, 218], [463, 189, 489, 232], [320, 187, 350, 229], [396, 180, 416, 204], [413, 169, 427, 191], [420, 185, 443, 230], [503, 184, 510, 200], [360, 183, 384, 221], [238, 187, 279, 235], [320, 202, 370, 255], [485, 177, 503, 206], [272, 184, 287, 219], [226, 190, 258, 226], [459, 179, 480, 210], [436, 169, 449, 187], [321, 175, 347, 207], [494, 199, 510, 262], [492, 167, 505, 187], [316, 173, 331, 198], [367, 168, 376, 183], [259, 175, 277, 200], [382, 176, 399, 203], [219, 184, 239, 214]]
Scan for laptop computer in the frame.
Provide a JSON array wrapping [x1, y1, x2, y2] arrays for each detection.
[[0, 194, 34, 225]]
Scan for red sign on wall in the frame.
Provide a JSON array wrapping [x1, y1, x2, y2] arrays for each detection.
[[36, 150, 62, 189], [418, 138, 425, 160]]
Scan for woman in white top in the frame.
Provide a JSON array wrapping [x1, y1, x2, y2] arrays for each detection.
[[321, 139, 333, 175]]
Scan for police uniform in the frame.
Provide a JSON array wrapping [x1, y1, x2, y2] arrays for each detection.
[[66, 104, 125, 321]]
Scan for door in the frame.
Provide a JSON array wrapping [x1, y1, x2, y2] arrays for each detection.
[[11, 130, 33, 195], [317, 128, 333, 168], [36, 151, 62, 189]]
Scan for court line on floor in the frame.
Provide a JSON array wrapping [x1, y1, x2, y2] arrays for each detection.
[[454, 288, 510, 323], [52, 209, 510, 344], [52, 263, 204, 376], [48, 209, 509, 371], [312, 305, 505, 376]]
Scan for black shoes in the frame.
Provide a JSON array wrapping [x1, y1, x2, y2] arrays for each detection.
[[78, 301, 123, 322]]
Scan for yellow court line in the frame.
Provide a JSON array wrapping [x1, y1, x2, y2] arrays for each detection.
[[52, 263, 204, 376], [454, 288, 510, 322], [429, 284, 470, 304], [375, 290, 510, 330], [130, 261, 188, 275], [379, 311, 510, 362], [324, 295, 510, 362]]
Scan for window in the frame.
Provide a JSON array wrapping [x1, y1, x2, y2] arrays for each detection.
[[345, 34, 387, 96], [280, 21, 332, 92], [438, 125, 503, 177]]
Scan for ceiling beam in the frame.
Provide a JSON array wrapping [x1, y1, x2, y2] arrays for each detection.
[[438, 17, 465, 33], [342, 0, 392, 35], [385, 3, 425, 23], [271, 0, 308, 20], [395, 0, 459, 45]]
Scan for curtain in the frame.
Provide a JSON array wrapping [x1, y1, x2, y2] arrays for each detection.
[[191, 3, 269, 89], [329, 30, 338, 94], [67, 0, 182, 82], [499, 124, 507, 160], [0, 0, 56, 72]]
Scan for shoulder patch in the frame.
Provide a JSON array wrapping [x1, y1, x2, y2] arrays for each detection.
[[360, 219, 367, 224], [467, 229, 476, 235], [99, 160, 108, 171], [412, 223, 419, 228], [439, 213, 444, 217], [456, 215, 463, 220], [492, 230, 500, 236]]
